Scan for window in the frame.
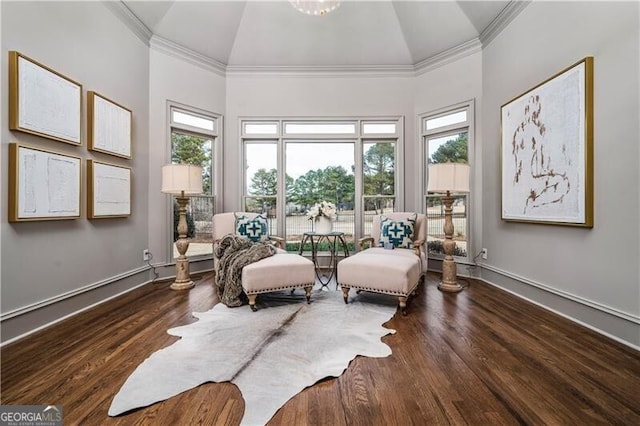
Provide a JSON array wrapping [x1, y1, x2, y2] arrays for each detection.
[[421, 103, 473, 260], [284, 122, 356, 135], [362, 122, 397, 135], [243, 142, 278, 234], [241, 118, 403, 253], [243, 122, 278, 135], [363, 141, 395, 236], [169, 104, 220, 259], [286, 142, 355, 249]]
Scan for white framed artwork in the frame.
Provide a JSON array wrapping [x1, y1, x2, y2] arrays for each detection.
[[88, 91, 132, 159], [9, 51, 82, 145], [501, 57, 594, 227], [8, 143, 81, 222], [87, 160, 132, 219]]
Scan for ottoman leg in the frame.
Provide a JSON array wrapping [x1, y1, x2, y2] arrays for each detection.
[[341, 286, 350, 304], [399, 296, 408, 316], [304, 285, 312, 304], [248, 294, 258, 312]]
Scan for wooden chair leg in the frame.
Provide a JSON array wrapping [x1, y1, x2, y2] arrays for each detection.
[[341, 286, 350, 304], [399, 296, 408, 316], [248, 294, 258, 312], [304, 285, 312, 304]]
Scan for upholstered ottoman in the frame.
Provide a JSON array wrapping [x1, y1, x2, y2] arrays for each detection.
[[337, 252, 421, 314], [242, 253, 315, 311]]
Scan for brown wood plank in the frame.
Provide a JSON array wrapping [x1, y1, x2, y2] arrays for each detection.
[[2, 272, 639, 425]]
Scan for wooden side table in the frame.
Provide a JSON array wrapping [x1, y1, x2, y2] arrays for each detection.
[[299, 231, 350, 289]]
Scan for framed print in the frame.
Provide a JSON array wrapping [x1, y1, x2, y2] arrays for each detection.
[[501, 57, 594, 227], [88, 91, 132, 159], [87, 160, 131, 219], [8, 51, 82, 145], [8, 143, 81, 222]]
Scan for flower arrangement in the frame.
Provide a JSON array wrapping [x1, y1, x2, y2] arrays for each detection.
[[306, 201, 337, 221]]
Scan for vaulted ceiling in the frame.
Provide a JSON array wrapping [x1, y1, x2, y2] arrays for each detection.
[[121, 1, 514, 69]]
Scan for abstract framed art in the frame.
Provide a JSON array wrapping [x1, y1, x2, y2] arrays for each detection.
[[8, 51, 82, 145], [87, 91, 132, 159], [501, 57, 594, 227], [8, 143, 82, 222], [87, 160, 132, 219]]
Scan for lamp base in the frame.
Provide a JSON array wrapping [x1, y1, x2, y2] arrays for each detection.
[[438, 246, 463, 293], [170, 256, 195, 291], [170, 280, 194, 291], [437, 281, 464, 293]]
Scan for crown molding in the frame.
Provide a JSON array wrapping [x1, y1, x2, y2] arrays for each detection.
[[102, 0, 152, 46], [480, 0, 531, 47], [150, 36, 227, 77], [225, 64, 416, 78], [106, 0, 529, 78], [414, 37, 482, 76]]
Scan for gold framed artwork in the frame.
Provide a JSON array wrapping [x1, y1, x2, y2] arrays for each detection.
[[8, 51, 82, 146], [8, 143, 82, 222], [87, 160, 132, 219], [501, 57, 594, 227], [87, 91, 132, 159]]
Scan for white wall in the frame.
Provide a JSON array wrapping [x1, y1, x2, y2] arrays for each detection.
[[225, 74, 415, 211], [147, 48, 226, 264], [481, 1, 639, 345], [1, 1, 150, 341]]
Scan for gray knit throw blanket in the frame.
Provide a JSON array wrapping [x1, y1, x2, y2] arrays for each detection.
[[214, 234, 277, 307]]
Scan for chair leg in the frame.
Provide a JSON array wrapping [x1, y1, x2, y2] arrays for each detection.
[[304, 285, 312, 304], [399, 296, 408, 316], [342, 286, 350, 304], [248, 294, 258, 312]]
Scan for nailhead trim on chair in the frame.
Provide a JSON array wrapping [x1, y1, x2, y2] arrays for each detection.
[[339, 274, 423, 297], [244, 282, 314, 295]]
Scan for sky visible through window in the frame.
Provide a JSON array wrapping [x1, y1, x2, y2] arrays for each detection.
[[247, 143, 355, 181]]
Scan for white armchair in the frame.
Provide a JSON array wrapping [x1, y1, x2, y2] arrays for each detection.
[[212, 212, 315, 311], [337, 212, 427, 315]]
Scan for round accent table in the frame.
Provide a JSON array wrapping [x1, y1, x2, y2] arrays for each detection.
[[299, 231, 350, 289]]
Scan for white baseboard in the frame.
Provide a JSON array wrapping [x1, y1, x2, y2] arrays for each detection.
[[0, 259, 214, 346], [0, 278, 151, 348], [1, 266, 150, 321]]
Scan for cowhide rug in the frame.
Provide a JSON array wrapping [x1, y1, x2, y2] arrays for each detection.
[[108, 288, 397, 425]]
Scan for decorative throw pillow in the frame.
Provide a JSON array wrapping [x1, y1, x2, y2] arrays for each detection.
[[378, 214, 416, 249], [235, 214, 269, 243]]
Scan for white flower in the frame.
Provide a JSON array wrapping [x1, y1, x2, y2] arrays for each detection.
[[306, 201, 337, 220]]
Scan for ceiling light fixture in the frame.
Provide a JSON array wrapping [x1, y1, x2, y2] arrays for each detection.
[[289, 0, 341, 16]]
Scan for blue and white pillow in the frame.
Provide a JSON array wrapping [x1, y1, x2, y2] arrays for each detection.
[[235, 214, 268, 242], [378, 214, 416, 249]]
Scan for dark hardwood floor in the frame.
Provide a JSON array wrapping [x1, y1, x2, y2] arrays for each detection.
[[2, 271, 639, 425]]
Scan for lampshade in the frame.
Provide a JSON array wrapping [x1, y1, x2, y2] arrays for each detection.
[[161, 164, 203, 195], [289, 0, 341, 16], [427, 162, 470, 193]]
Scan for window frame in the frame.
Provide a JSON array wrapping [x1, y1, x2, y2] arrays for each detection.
[[240, 117, 404, 250], [166, 101, 223, 261], [419, 100, 474, 263]]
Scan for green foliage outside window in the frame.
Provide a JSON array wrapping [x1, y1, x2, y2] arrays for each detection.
[[171, 133, 212, 194], [286, 241, 356, 253], [427, 240, 467, 257], [173, 201, 196, 241], [364, 143, 394, 196], [429, 133, 468, 164]]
